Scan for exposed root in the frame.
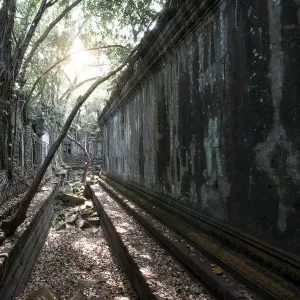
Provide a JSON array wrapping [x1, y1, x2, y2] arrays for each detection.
[[1, 208, 27, 236]]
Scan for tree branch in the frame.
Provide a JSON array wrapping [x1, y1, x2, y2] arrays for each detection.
[[13, 0, 49, 78], [15, 1, 37, 49], [1, 46, 137, 235], [58, 76, 100, 104], [127, 0, 148, 29], [28, 45, 128, 98], [66, 133, 86, 152], [20, 0, 83, 81], [12, 31, 17, 45]]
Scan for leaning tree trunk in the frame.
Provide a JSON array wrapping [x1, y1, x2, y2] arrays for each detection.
[[1, 47, 136, 235]]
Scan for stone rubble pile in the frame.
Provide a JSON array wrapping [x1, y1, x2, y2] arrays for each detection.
[[15, 178, 134, 300]]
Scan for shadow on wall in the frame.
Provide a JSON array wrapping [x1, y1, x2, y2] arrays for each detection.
[[98, 0, 300, 255]]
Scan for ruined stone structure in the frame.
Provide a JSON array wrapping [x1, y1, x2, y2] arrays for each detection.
[[0, 107, 56, 205], [2, 109, 51, 174], [0, 182, 61, 300], [33, 116, 51, 166], [62, 128, 101, 165], [99, 0, 300, 255]]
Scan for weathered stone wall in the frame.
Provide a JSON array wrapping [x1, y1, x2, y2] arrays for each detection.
[[0, 182, 60, 300], [99, 0, 300, 255]]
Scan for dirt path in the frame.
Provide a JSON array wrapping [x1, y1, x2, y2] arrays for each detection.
[[15, 199, 136, 300]]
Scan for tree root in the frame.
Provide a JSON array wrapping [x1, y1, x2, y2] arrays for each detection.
[[1, 210, 26, 236]]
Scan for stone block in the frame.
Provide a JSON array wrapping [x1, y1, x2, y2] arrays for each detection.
[[75, 219, 93, 229], [61, 193, 85, 205]]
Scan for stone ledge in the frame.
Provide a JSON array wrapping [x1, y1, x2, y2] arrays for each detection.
[[0, 180, 61, 300], [87, 184, 154, 300], [100, 173, 300, 299]]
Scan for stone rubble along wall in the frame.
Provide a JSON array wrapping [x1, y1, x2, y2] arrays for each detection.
[[98, 0, 300, 255], [0, 182, 61, 300]]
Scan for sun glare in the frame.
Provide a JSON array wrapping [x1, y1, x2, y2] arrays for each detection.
[[64, 38, 110, 81], [151, 2, 163, 12]]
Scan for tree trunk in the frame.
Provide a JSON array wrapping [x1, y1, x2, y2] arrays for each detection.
[[19, 0, 83, 84], [28, 45, 125, 98], [0, 0, 17, 177], [1, 48, 136, 235]]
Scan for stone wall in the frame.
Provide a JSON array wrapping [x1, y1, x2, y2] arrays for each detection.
[[99, 0, 300, 255], [0, 182, 60, 300]]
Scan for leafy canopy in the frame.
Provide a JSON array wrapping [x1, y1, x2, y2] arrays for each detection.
[[14, 0, 163, 125]]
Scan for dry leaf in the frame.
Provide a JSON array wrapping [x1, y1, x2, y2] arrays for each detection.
[[212, 266, 223, 275]]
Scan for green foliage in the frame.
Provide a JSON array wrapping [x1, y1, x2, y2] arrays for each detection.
[[13, 0, 164, 130]]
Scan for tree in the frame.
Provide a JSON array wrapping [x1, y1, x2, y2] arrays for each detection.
[[0, 0, 163, 234], [0, 0, 85, 195], [1, 47, 137, 234], [0, 0, 17, 179]]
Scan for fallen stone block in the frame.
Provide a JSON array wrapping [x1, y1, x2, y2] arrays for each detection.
[[75, 219, 93, 229], [55, 170, 67, 178], [85, 217, 100, 227], [61, 193, 85, 205], [79, 200, 93, 211], [85, 200, 93, 208], [65, 214, 78, 224], [86, 179, 97, 185], [55, 222, 67, 231]]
